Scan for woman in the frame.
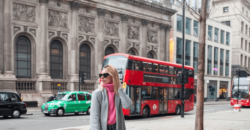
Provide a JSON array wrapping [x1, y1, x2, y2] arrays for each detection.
[[90, 65, 133, 130]]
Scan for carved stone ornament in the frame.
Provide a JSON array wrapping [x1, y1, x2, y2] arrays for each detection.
[[79, 36, 84, 42], [14, 26, 21, 34], [147, 46, 150, 50], [56, 1, 62, 7], [127, 43, 132, 49], [153, 47, 158, 52], [90, 38, 95, 44], [86, 35, 89, 40], [70, 2, 81, 10], [141, 19, 148, 26], [49, 31, 55, 38], [166, 24, 172, 31], [127, 26, 139, 40], [29, 29, 36, 37], [62, 34, 68, 41], [104, 21, 119, 37], [121, 14, 130, 21], [135, 44, 140, 50], [97, 8, 106, 16], [86, 7, 90, 13], [110, 12, 114, 19], [147, 30, 158, 43], [48, 10, 68, 28], [159, 23, 167, 30], [111, 39, 119, 47], [57, 31, 61, 36], [78, 16, 95, 33], [24, 26, 28, 32], [104, 40, 109, 46], [39, 0, 49, 3], [13, 3, 36, 23]]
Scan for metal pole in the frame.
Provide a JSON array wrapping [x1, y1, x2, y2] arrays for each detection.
[[237, 69, 240, 104], [79, 70, 80, 91], [181, 0, 186, 118]]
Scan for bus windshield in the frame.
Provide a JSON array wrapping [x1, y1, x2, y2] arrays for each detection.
[[103, 55, 128, 82], [232, 88, 249, 99]]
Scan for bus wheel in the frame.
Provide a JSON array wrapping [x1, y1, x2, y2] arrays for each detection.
[[175, 105, 181, 115], [142, 106, 149, 118]]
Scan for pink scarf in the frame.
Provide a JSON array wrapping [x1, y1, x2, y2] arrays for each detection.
[[103, 83, 116, 125]]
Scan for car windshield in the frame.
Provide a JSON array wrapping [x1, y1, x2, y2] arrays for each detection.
[[59, 94, 70, 101], [56, 94, 66, 100]]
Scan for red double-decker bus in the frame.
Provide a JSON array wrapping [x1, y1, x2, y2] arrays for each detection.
[[102, 53, 195, 117], [231, 76, 250, 106]]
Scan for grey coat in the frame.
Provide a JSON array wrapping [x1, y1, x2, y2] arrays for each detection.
[[90, 87, 133, 130]]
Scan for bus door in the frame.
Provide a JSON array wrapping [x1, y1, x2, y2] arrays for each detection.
[[130, 86, 141, 115], [159, 88, 168, 114]]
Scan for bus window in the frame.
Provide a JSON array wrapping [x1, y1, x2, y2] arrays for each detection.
[[135, 61, 142, 71], [169, 66, 174, 75], [159, 65, 164, 73], [165, 66, 169, 74], [127, 60, 134, 70], [143, 62, 152, 72], [152, 87, 159, 99], [141, 86, 152, 99], [153, 64, 159, 73], [169, 88, 175, 100], [174, 88, 181, 99]]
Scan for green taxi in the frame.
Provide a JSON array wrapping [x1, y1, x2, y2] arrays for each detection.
[[41, 91, 91, 116]]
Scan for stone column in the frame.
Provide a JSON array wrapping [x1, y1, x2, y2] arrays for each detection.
[[96, 8, 106, 81], [165, 25, 171, 62], [3, 0, 14, 76], [0, 0, 4, 75], [140, 19, 148, 57], [37, 0, 52, 94], [0, 0, 16, 91], [216, 80, 220, 101], [69, 2, 80, 91], [38, 0, 49, 78], [159, 24, 166, 61], [120, 14, 129, 53]]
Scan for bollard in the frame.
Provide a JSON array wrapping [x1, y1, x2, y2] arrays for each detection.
[[234, 104, 241, 112]]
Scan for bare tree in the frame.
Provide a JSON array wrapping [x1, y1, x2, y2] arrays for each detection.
[[175, 0, 209, 130]]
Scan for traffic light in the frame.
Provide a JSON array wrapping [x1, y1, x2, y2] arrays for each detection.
[[79, 71, 86, 85], [177, 70, 189, 84]]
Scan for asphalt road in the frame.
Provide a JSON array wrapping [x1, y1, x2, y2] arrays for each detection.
[[0, 103, 234, 130]]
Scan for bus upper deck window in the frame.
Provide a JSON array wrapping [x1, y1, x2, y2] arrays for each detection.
[[159, 65, 164, 73], [165, 66, 169, 74], [135, 61, 142, 70], [153, 64, 159, 73]]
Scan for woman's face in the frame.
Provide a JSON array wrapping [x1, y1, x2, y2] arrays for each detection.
[[101, 68, 112, 84]]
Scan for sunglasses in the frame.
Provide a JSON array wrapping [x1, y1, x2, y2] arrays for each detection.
[[99, 73, 110, 78]]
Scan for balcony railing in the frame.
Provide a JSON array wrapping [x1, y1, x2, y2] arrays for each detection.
[[16, 80, 36, 92]]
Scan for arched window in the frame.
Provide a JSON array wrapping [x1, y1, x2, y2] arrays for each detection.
[[147, 52, 154, 59], [105, 47, 115, 56], [80, 44, 91, 79], [50, 40, 63, 79], [128, 49, 135, 55], [15, 36, 31, 78]]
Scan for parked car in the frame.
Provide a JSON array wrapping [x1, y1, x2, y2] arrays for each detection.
[[41, 91, 91, 116], [0, 92, 27, 118]]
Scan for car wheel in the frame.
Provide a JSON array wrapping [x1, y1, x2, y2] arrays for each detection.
[[56, 108, 64, 116], [75, 112, 79, 115], [175, 105, 181, 115], [11, 109, 21, 118], [3, 116, 8, 118], [44, 114, 50, 116], [86, 107, 90, 115], [142, 106, 149, 118]]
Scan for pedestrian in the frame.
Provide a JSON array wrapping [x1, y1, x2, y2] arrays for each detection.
[[90, 65, 133, 130]]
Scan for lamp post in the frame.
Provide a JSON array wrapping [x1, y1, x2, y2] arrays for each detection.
[[57, 83, 61, 94], [237, 69, 240, 104]]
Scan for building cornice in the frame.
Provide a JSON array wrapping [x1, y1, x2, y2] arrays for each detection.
[[117, 0, 177, 16]]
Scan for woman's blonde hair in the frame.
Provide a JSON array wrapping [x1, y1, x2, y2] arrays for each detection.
[[100, 65, 121, 95]]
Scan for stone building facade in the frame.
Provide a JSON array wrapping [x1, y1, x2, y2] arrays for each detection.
[[0, 0, 175, 106]]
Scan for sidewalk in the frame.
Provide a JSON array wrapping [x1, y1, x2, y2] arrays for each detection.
[[53, 108, 250, 130]]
